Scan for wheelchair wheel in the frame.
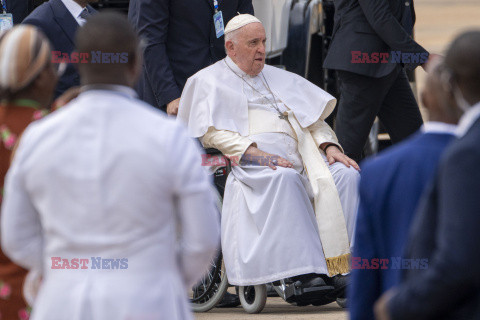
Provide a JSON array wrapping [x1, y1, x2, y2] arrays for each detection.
[[336, 297, 347, 308], [238, 284, 267, 314], [190, 251, 229, 312]]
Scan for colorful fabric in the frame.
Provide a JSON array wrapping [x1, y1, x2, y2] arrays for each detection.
[[0, 102, 48, 320]]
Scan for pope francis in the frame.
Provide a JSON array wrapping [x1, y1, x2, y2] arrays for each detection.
[[178, 14, 360, 299]]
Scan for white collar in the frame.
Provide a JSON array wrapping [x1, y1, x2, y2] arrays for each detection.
[[421, 122, 457, 135], [456, 102, 480, 137], [81, 84, 138, 99], [61, 0, 85, 21], [225, 56, 258, 79]]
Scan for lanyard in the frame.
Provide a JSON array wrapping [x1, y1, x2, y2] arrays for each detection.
[[213, 0, 219, 13], [1, 0, 7, 14]]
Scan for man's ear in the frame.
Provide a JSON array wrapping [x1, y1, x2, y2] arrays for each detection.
[[420, 89, 428, 110], [225, 40, 235, 55]]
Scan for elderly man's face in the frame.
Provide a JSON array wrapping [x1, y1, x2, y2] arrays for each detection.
[[231, 23, 266, 76]]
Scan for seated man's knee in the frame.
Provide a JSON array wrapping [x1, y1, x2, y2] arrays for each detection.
[[275, 166, 302, 183], [333, 164, 360, 186]]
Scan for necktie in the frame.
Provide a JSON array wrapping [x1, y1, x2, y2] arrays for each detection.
[[79, 8, 91, 20]]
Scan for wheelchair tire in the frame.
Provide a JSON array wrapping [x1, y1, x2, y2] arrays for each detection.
[[336, 297, 347, 308], [190, 253, 229, 312], [238, 284, 267, 314]]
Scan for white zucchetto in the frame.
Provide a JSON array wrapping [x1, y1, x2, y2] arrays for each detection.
[[224, 14, 262, 34]]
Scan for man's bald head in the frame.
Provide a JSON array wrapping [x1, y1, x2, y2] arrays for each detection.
[[75, 11, 141, 87], [445, 30, 480, 106], [421, 63, 461, 124]]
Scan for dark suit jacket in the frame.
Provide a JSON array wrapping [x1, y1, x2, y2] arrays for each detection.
[[6, 0, 34, 24], [350, 130, 455, 320], [323, 0, 428, 77], [128, 0, 254, 109], [388, 117, 480, 319], [22, 0, 96, 98]]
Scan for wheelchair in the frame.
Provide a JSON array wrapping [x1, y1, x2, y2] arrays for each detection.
[[189, 149, 347, 314]]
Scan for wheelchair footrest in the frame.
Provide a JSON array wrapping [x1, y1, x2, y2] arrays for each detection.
[[285, 283, 336, 306]]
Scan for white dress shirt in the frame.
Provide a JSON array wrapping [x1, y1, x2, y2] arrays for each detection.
[[456, 102, 480, 137], [421, 121, 457, 135], [61, 0, 87, 25]]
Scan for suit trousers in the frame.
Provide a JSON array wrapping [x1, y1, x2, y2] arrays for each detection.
[[335, 66, 423, 162]]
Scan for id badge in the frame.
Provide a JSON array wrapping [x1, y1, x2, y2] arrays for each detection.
[[0, 13, 13, 32], [213, 11, 224, 38]]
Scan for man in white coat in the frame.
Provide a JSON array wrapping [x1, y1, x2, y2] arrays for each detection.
[[1, 12, 220, 320], [178, 14, 360, 304]]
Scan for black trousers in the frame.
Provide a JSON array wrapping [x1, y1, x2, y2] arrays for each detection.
[[335, 66, 423, 162]]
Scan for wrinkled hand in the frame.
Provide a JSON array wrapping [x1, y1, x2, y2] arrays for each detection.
[[52, 86, 81, 110], [374, 289, 396, 320], [242, 145, 293, 170], [166, 98, 180, 116], [325, 145, 360, 171]]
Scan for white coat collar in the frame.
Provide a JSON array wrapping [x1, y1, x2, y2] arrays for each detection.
[[456, 102, 480, 137], [421, 122, 457, 135]]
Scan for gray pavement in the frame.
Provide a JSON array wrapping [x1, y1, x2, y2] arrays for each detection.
[[195, 298, 347, 320]]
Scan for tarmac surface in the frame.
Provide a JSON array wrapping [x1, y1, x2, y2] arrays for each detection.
[[195, 1, 480, 319], [196, 296, 347, 320]]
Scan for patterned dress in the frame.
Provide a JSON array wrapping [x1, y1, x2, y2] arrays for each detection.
[[0, 100, 48, 320]]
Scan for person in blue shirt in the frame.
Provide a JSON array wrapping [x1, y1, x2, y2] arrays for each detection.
[[375, 30, 480, 320], [349, 61, 461, 320]]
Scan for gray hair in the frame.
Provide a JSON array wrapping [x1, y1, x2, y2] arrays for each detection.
[[224, 28, 241, 54]]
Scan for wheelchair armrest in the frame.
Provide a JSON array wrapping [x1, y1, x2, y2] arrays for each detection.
[[205, 148, 223, 155], [203, 149, 233, 198], [203, 148, 232, 173]]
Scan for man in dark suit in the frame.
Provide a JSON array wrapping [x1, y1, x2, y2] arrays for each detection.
[[375, 30, 480, 320], [349, 62, 460, 320], [22, 0, 97, 98], [128, 0, 253, 114], [323, 0, 436, 162], [5, 0, 34, 24]]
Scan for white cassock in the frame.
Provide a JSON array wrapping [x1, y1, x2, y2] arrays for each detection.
[[1, 86, 220, 320], [178, 57, 359, 286]]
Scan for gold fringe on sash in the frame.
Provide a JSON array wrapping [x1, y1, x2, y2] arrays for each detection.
[[326, 253, 351, 276]]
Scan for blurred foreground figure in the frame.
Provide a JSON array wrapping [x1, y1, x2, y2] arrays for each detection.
[[179, 14, 360, 305], [0, 24, 57, 320], [349, 61, 460, 320], [1, 12, 219, 320], [375, 30, 480, 320]]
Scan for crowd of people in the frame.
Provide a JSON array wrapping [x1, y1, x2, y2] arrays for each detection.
[[0, 0, 479, 319]]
